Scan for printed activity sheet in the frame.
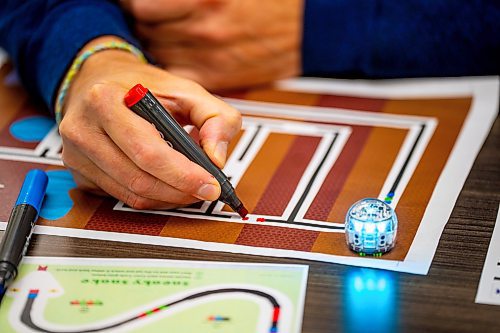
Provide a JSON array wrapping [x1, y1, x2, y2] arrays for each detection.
[[476, 204, 500, 306], [0, 59, 498, 275], [0, 257, 308, 333]]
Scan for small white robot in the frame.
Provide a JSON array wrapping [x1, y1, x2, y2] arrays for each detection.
[[345, 198, 398, 256]]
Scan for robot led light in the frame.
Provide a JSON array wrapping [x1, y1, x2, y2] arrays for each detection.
[[345, 198, 398, 255]]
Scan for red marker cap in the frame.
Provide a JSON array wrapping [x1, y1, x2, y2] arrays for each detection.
[[124, 84, 149, 107]]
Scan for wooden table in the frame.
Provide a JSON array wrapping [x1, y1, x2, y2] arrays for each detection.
[[1, 117, 499, 333]]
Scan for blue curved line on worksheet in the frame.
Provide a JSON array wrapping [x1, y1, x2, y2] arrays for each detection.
[[9, 116, 55, 142], [40, 170, 77, 220]]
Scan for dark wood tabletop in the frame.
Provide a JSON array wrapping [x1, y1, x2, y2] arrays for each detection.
[[1, 116, 499, 333]]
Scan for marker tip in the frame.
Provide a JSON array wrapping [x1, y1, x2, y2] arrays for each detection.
[[237, 206, 248, 219]]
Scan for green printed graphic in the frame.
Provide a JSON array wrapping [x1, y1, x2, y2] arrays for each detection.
[[0, 257, 307, 333]]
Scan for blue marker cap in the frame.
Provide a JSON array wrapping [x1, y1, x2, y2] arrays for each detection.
[[14, 169, 49, 213]]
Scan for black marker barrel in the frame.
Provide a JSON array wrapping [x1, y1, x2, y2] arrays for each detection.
[[0, 169, 48, 299]]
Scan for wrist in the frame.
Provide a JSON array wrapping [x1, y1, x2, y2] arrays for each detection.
[[55, 36, 146, 124], [79, 36, 142, 69]]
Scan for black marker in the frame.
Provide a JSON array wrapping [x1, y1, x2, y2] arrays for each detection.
[[0, 169, 48, 301], [124, 84, 248, 218]]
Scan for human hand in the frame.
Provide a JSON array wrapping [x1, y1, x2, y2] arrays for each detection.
[[59, 36, 242, 209], [123, 0, 303, 90]]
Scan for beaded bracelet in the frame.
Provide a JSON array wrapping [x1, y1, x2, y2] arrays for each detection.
[[55, 41, 147, 125]]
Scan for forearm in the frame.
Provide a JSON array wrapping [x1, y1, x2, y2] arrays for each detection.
[[302, 0, 500, 78], [0, 0, 140, 111]]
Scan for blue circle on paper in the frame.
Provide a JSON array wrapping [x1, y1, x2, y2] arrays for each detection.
[[9, 116, 55, 142], [39, 170, 77, 220]]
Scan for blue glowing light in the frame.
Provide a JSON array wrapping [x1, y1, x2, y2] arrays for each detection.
[[345, 198, 398, 255], [343, 269, 398, 333], [353, 276, 364, 292]]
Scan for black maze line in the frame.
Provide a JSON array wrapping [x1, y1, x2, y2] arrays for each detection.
[[286, 133, 338, 223], [238, 124, 262, 161], [265, 123, 425, 228], [124, 122, 426, 232], [20, 288, 281, 333], [388, 123, 426, 196], [265, 219, 345, 230], [144, 208, 228, 219]]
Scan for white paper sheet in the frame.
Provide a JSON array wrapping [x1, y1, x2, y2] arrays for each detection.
[[0, 257, 308, 333], [476, 204, 500, 305], [0, 76, 498, 275]]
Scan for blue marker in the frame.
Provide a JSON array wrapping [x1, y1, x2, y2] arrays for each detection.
[[0, 169, 48, 301]]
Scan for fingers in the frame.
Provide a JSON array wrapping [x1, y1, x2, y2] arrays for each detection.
[[69, 165, 178, 211], [151, 81, 241, 168], [191, 97, 241, 168], [136, 19, 242, 47], [150, 44, 235, 71], [164, 50, 299, 91], [58, 43, 245, 209], [63, 139, 198, 209], [83, 84, 222, 201], [122, 0, 200, 24], [61, 126, 199, 205], [62, 142, 179, 210], [70, 171, 106, 196], [148, 35, 299, 86]]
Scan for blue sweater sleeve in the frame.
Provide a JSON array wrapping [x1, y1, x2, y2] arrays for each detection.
[[302, 0, 500, 78], [0, 0, 140, 111]]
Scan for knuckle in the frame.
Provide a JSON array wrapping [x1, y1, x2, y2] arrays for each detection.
[[128, 172, 159, 197], [196, 25, 231, 44], [204, 50, 230, 69], [228, 108, 242, 127], [131, 143, 157, 165], [59, 119, 86, 147], [87, 83, 107, 102], [84, 83, 110, 114], [124, 191, 149, 210], [168, 169, 198, 193]]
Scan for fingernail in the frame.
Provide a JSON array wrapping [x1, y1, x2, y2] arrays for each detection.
[[214, 141, 228, 166], [196, 183, 220, 201]]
